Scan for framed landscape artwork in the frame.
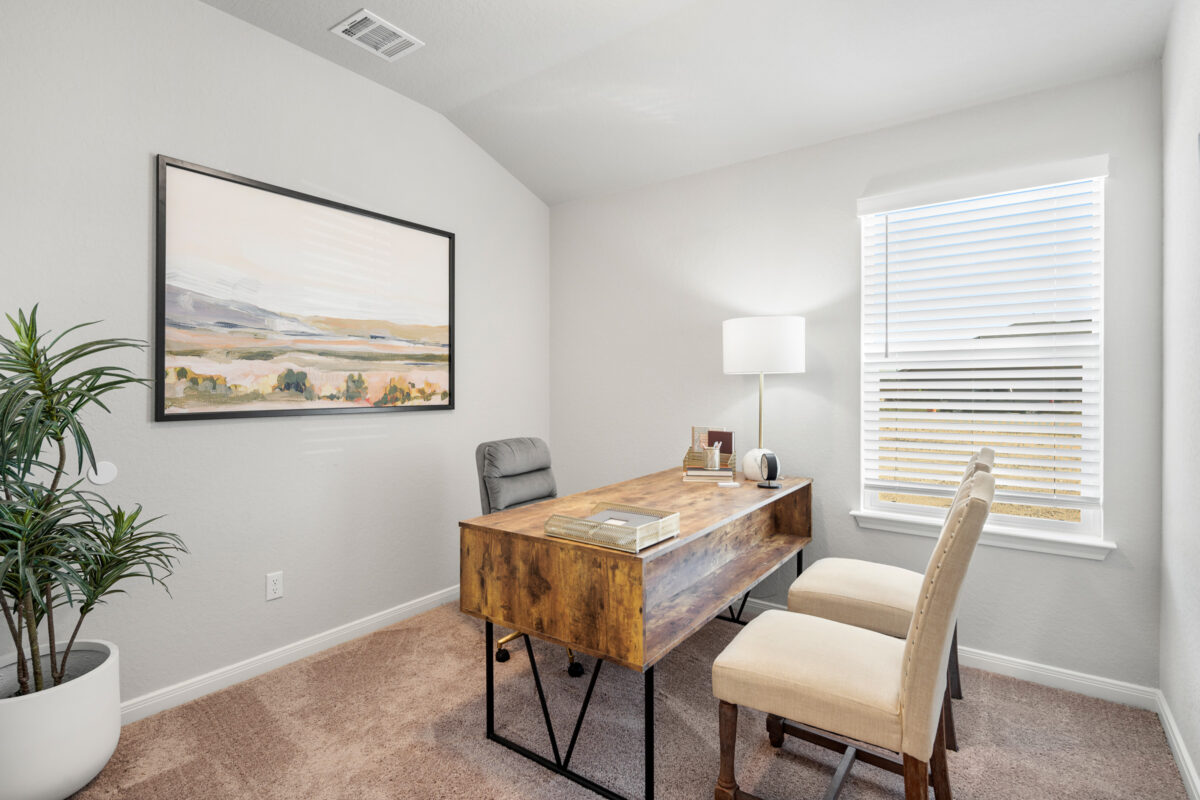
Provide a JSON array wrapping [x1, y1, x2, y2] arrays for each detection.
[[155, 156, 453, 421]]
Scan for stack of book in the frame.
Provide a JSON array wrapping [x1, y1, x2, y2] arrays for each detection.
[[683, 463, 734, 482]]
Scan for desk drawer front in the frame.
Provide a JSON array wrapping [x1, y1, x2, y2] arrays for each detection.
[[460, 525, 645, 667]]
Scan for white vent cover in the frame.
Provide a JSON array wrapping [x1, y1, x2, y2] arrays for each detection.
[[330, 9, 424, 61]]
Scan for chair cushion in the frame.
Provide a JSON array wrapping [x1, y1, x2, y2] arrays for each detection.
[[479, 437, 553, 478], [485, 470, 557, 513], [712, 610, 905, 752], [787, 558, 922, 639], [476, 437, 557, 514]]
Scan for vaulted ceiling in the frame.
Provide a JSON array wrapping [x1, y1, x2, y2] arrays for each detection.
[[200, 0, 1174, 204]]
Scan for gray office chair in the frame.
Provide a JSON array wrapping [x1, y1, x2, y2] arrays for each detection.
[[475, 437, 584, 677]]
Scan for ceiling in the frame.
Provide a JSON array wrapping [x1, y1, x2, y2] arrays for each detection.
[[199, 0, 1174, 204]]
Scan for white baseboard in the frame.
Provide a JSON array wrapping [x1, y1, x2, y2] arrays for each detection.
[[955, 644, 1159, 710], [745, 597, 1197, 795], [1158, 690, 1200, 800], [120, 584, 459, 724]]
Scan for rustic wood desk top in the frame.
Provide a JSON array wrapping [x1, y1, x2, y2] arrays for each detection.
[[460, 467, 812, 671]]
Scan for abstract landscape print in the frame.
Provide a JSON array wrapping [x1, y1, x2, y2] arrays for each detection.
[[156, 158, 452, 420]]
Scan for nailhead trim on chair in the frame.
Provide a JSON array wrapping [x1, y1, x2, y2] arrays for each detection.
[[900, 483, 971, 707]]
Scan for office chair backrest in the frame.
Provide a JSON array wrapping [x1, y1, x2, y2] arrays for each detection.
[[475, 437, 558, 515], [899, 470, 994, 762]]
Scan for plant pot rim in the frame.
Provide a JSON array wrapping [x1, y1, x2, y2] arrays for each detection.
[[0, 639, 118, 703]]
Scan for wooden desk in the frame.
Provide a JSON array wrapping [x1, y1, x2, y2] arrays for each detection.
[[461, 467, 811, 670], [460, 467, 812, 800]]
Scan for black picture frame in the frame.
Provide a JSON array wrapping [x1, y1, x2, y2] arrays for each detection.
[[154, 155, 454, 422]]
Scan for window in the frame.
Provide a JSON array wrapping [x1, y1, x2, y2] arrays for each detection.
[[857, 175, 1106, 551]]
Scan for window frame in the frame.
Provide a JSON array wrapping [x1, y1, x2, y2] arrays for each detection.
[[851, 160, 1113, 561]]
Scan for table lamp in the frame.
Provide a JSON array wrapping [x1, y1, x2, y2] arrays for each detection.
[[722, 316, 806, 483]]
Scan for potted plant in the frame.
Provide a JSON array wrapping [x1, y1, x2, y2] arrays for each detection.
[[0, 307, 186, 800]]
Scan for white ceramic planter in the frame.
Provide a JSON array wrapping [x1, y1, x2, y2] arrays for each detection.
[[0, 641, 121, 800]]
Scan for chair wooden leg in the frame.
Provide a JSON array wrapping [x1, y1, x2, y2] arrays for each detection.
[[902, 753, 929, 800], [766, 713, 784, 748], [716, 701, 740, 800], [943, 685, 958, 752], [949, 625, 963, 700], [931, 710, 953, 800]]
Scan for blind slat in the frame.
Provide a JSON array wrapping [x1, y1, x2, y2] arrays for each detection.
[[866, 434, 1101, 451], [863, 211, 1100, 247], [867, 417, 1097, 430], [864, 221, 1099, 257], [865, 480, 1099, 509]]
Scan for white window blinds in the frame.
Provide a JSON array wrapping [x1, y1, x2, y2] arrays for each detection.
[[861, 177, 1104, 514]]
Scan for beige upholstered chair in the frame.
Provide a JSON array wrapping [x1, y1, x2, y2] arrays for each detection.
[[787, 447, 994, 721], [712, 470, 994, 800]]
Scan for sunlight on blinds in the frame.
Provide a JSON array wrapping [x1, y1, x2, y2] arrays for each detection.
[[861, 177, 1104, 527]]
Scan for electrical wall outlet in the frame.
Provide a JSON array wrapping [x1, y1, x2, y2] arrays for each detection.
[[266, 571, 283, 601]]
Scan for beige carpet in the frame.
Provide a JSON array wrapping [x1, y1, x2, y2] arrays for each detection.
[[75, 604, 1187, 799]]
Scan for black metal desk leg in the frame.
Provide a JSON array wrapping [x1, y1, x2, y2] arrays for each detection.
[[484, 631, 634, 800], [718, 592, 752, 624], [797, 550, 804, 577], [486, 621, 495, 737], [645, 666, 655, 800]]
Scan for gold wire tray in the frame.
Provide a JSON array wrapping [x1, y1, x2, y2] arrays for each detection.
[[682, 448, 736, 469], [544, 502, 680, 553]]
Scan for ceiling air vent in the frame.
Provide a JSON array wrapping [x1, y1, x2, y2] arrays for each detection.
[[330, 9, 424, 62]]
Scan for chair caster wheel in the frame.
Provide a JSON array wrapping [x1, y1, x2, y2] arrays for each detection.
[[495, 648, 510, 663], [567, 661, 585, 677]]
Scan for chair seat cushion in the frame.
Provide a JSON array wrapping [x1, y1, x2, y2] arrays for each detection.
[[787, 557, 923, 639], [712, 610, 905, 752]]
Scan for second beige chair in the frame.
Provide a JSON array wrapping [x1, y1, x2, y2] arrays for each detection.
[[787, 447, 995, 716], [711, 470, 995, 800]]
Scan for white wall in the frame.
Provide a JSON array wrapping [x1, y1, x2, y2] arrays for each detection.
[[1161, 0, 1200, 779], [0, 1, 549, 701], [551, 65, 1163, 685]]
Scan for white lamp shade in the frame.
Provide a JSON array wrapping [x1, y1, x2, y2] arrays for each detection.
[[722, 316, 806, 374]]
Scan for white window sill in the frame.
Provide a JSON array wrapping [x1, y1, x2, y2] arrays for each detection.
[[849, 509, 1116, 561]]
